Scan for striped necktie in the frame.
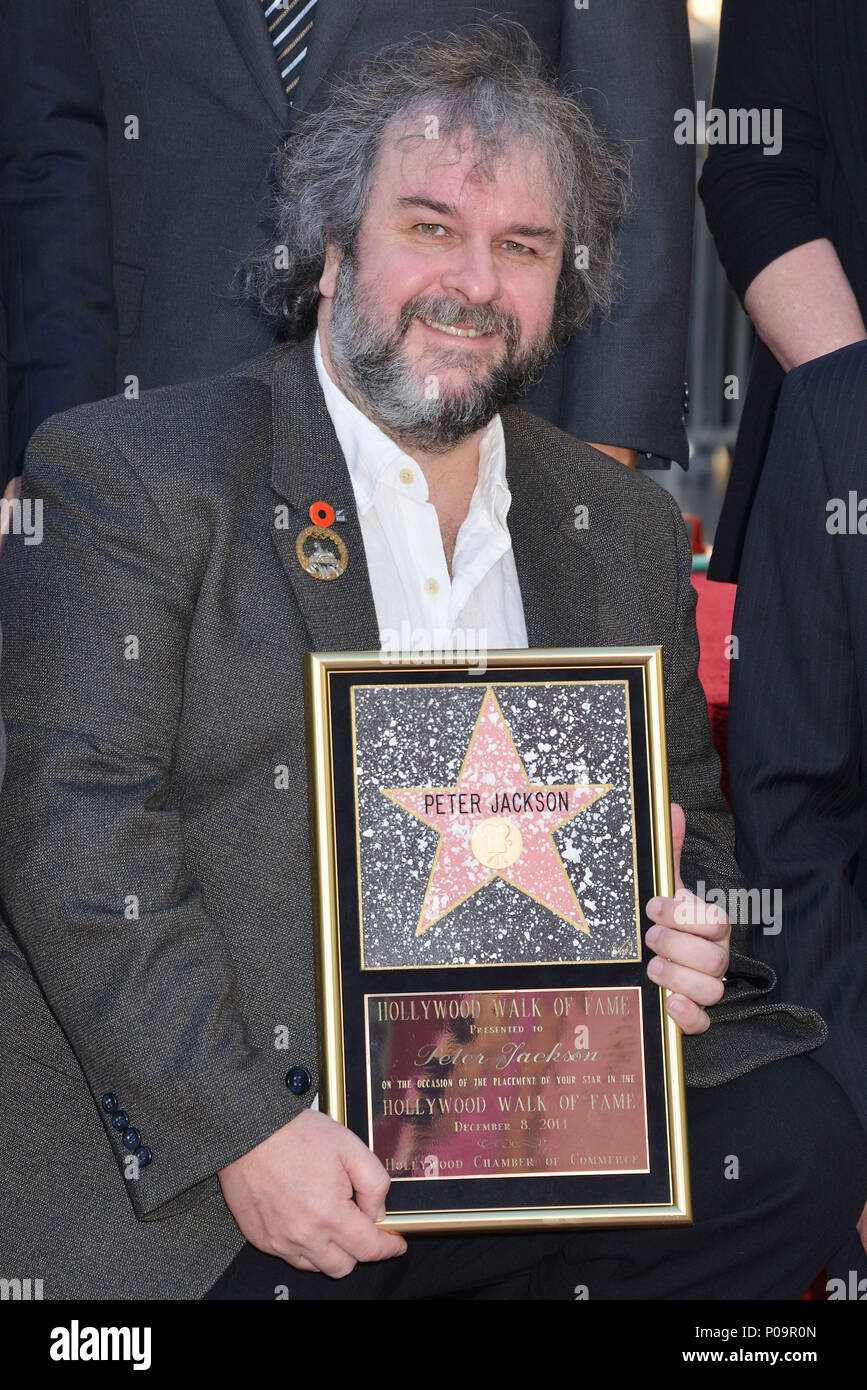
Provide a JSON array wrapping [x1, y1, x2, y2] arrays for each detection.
[[260, 0, 319, 104]]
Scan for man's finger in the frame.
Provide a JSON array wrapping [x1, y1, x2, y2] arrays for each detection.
[[281, 1250, 319, 1272], [646, 891, 729, 940], [646, 955, 725, 1008], [315, 1240, 359, 1279], [664, 993, 710, 1035], [333, 1200, 407, 1264], [645, 923, 729, 977], [342, 1135, 392, 1223]]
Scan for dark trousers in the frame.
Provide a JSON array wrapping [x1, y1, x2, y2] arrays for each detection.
[[204, 1055, 867, 1301]]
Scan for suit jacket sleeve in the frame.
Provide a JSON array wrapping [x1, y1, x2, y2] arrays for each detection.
[[659, 483, 777, 997], [0, 0, 117, 474], [729, 361, 867, 1132], [558, 0, 693, 466], [653, 480, 828, 1082], [0, 410, 304, 1221], [698, 0, 830, 305]]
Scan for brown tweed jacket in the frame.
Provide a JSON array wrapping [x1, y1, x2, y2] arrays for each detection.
[[0, 335, 825, 1299]]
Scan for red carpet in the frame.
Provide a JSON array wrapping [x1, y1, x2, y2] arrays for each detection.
[[691, 573, 737, 805]]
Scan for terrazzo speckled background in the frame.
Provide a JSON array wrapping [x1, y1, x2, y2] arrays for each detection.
[[352, 681, 640, 968]]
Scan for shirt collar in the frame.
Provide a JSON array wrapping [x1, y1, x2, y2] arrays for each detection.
[[313, 328, 509, 523], [314, 329, 407, 514]]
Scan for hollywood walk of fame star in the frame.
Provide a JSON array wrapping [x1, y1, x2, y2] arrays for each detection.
[[381, 688, 613, 938]]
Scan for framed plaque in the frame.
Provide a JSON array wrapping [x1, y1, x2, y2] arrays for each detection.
[[305, 648, 690, 1232]]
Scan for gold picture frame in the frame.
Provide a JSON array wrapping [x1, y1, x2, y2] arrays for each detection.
[[305, 648, 690, 1232]]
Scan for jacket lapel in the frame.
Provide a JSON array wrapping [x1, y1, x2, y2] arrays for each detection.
[[266, 343, 608, 656], [502, 411, 603, 651], [268, 338, 380, 653], [215, 0, 290, 126]]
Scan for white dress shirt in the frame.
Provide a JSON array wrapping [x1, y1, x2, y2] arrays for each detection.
[[313, 329, 528, 653]]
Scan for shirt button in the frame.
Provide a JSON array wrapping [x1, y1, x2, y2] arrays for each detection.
[[399, 467, 415, 485], [424, 578, 440, 596]]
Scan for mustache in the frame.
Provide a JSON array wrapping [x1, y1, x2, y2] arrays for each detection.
[[397, 295, 521, 352]]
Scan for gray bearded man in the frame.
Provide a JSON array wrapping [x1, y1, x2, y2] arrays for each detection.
[[0, 24, 864, 1300]]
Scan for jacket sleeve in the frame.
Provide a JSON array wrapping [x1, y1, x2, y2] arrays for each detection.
[[655, 481, 827, 1080], [558, 0, 693, 466], [729, 360, 867, 1132], [698, 0, 830, 305], [0, 410, 306, 1221], [0, 0, 118, 474], [658, 486, 811, 988], [660, 485, 741, 902]]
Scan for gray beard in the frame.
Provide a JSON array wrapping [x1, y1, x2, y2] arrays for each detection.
[[326, 254, 558, 454]]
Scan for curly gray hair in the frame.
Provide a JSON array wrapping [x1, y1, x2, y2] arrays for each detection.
[[244, 20, 631, 345]]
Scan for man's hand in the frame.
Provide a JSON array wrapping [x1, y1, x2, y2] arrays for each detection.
[[644, 803, 730, 1034], [218, 1108, 407, 1277]]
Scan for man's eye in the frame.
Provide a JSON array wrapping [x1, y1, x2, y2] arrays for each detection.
[[502, 241, 533, 255], [416, 223, 447, 237]]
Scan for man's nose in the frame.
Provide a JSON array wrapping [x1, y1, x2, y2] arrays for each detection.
[[439, 240, 502, 309]]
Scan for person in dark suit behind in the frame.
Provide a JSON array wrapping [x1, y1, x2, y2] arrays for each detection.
[[699, 0, 867, 582], [0, 26, 864, 1300], [0, 0, 694, 489], [729, 340, 867, 1272]]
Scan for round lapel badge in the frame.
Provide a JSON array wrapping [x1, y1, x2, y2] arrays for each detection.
[[295, 524, 348, 581]]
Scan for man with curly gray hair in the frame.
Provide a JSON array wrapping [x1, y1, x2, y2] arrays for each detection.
[[246, 23, 629, 455], [249, 26, 627, 334]]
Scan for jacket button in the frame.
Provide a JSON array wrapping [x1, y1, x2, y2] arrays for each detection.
[[101, 1093, 119, 1114], [111, 1111, 130, 1131], [122, 1127, 142, 1152], [135, 1146, 152, 1168], [285, 1066, 312, 1095]]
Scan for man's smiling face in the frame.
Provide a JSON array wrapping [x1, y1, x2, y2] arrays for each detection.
[[318, 116, 565, 451]]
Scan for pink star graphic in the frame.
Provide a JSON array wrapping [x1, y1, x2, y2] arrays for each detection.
[[381, 689, 612, 937]]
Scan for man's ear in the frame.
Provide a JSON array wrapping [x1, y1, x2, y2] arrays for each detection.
[[319, 239, 343, 299]]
